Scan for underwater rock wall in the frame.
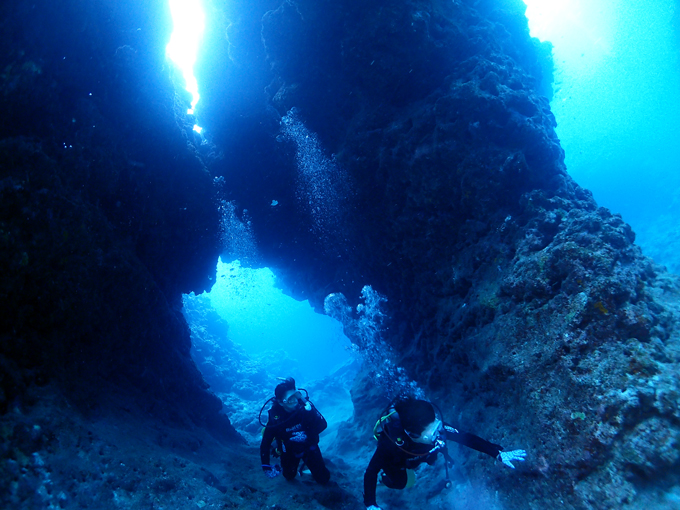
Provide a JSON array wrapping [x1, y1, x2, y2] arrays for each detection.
[[214, 0, 680, 507], [0, 0, 237, 438]]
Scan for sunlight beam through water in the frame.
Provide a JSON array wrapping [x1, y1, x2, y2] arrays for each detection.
[[166, 0, 205, 117]]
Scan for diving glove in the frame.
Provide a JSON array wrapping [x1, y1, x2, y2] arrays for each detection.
[[497, 449, 527, 469], [262, 464, 282, 478]]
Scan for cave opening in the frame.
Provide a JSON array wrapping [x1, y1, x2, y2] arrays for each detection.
[[182, 258, 359, 444], [165, 0, 364, 442], [207, 258, 353, 382]]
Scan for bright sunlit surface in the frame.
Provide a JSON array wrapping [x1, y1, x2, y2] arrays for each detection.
[[523, 0, 615, 75], [209, 259, 353, 381], [522, 0, 680, 271], [522, 0, 680, 218], [166, 0, 205, 116], [523, 0, 572, 39]]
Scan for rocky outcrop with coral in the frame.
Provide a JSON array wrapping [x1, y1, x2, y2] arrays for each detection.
[[210, 0, 680, 507], [0, 0, 235, 436]]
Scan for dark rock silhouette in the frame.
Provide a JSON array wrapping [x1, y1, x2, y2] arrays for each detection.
[[0, 0, 236, 437]]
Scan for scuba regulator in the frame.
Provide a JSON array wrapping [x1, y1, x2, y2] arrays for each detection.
[[258, 378, 313, 427]]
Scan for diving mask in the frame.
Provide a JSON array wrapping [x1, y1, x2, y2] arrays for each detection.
[[282, 390, 302, 406], [410, 419, 443, 444], [281, 390, 302, 406]]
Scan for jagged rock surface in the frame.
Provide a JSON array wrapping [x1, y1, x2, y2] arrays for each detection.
[[211, 0, 680, 508], [0, 0, 237, 437]]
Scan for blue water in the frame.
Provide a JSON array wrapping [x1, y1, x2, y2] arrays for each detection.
[[207, 259, 352, 381], [525, 0, 680, 272]]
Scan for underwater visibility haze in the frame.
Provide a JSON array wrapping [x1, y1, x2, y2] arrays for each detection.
[[524, 0, 680, 273], [1, 0, 680, 509]]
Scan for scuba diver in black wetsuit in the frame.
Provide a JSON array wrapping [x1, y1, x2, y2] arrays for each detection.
[[364, 396, 526, 510], [259, 377, 331, 485]]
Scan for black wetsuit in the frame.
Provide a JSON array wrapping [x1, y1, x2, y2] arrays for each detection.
[[363, 418, 502, 507], [260, 401, 330, 484]]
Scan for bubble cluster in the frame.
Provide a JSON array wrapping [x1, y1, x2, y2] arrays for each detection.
[[217, 200, 258, 266], [279, 108, 351, 251], [325, 286, 423, 398]]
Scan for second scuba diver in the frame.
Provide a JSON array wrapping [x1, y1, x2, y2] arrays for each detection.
[[364, 396, 526, 509], [260, 377, 331, 485]]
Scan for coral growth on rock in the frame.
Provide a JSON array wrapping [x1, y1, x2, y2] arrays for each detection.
[[212, 0, 680, 507]]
